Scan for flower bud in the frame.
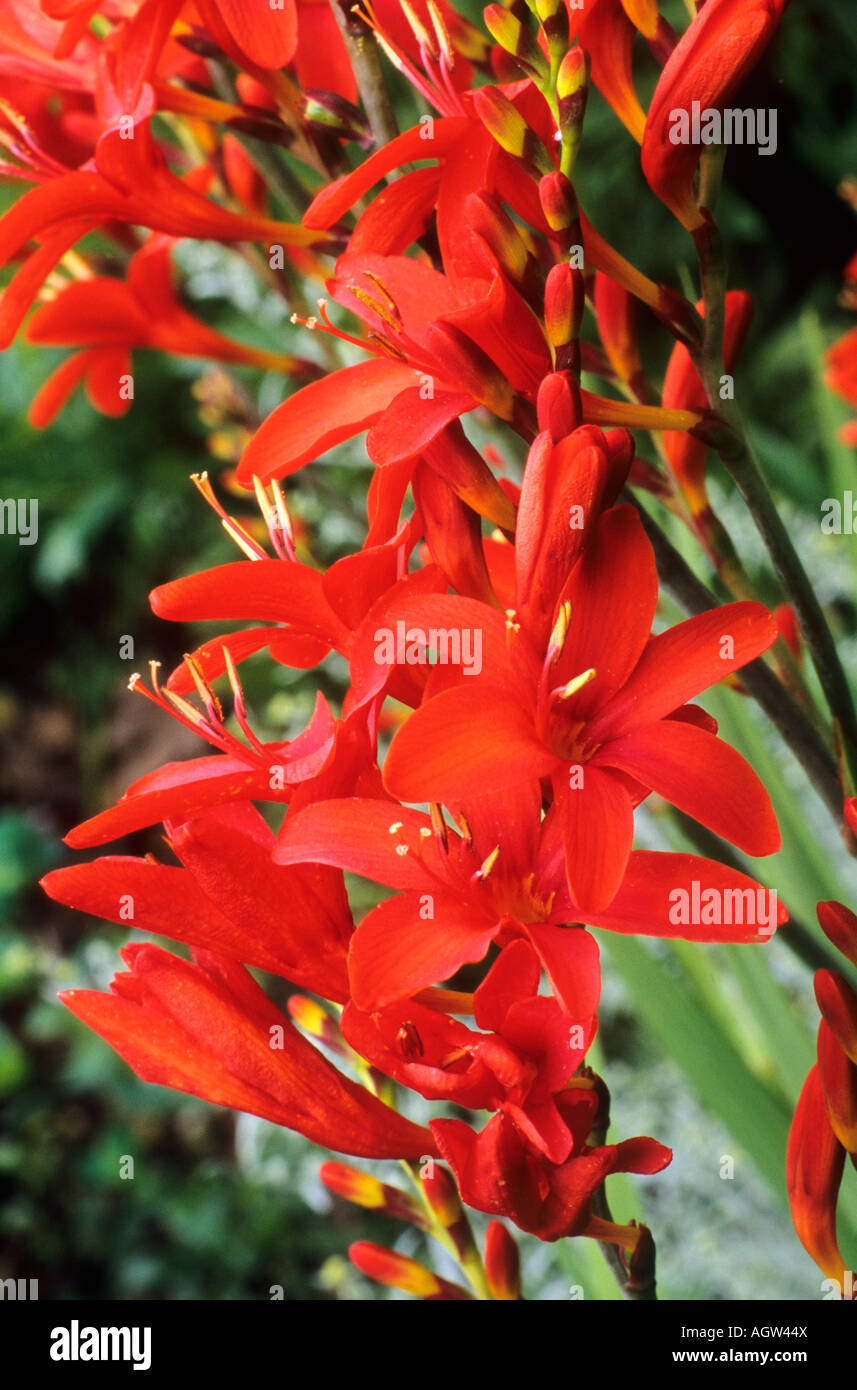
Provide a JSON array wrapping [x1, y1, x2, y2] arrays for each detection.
[[817, 901, 857, 970], [483, 4, 548, 80], [473, 86, 552, 174], [425, 321, 515, 420], [320, 1161, 428, 1226], [815, 970, 857, 1066], [349, 1242, 473, 1299], [484, 1221, 522, 1300], [817, 1020, 857, 1153], [786, 1064, 848, 1281]]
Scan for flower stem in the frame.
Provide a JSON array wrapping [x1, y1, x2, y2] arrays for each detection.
[[330, 2, 399, 149]]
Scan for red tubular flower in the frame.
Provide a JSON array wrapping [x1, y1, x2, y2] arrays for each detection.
[[642, 0, 789, 231], [60, 942, 434, 1159], [0, 122, 318, 317], [817, 1018, 857, 1154], [817, 900, 857, 970], [378, 436, 780, 912], [24, 238, 319, 425], [348, 1242, 472, 1299], [277, 792, 785, 1013], [786, 1065, 848, 1284], [42, 800, 353, 1002], [662, 291, 754, 515], [568, 0, 646, 144], [484, 1222, 521, 1300]]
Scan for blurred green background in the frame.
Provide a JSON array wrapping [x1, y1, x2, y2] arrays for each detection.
[[2, 0, 857, 1300]]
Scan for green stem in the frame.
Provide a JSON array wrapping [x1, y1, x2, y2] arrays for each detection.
[[330, 2, 399, 149]]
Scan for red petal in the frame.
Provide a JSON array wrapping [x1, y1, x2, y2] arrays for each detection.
[[150, 559, 348, 647], [303, 118, 471, 230], [554, 763, 635, 914], [383, 685, 557, 803], [348, 891, 496, 1010], [525, 923, 601, 1018], [275, 798, 446, 890], [588, 601, 779, 742], [599, 720, 780, 856], [587, 850, 785, 942], [237, 360, 418, 484], [554, 503, 658, 721]]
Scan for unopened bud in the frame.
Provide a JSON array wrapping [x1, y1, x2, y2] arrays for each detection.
[[817, 1020, 857, 1153], [539, 170, 580, 237], [466, 191, 529, 285], [484, 1221, 522, 1300], [815, 971, 857, 1066], [472, 86, 552, 174], [483, 4, 548, 80], [348, 1242, 473, 1300], [544, 263, 585, 374], [287, 995, 348, 1056], [817, 901, 857, 970], [321, 1162, 428, 1227]]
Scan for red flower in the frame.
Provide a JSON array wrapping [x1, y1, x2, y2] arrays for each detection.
[[60, 942, 433, 1159], [43, 800, 353, 1003], [786, 1064, 849, 1285], [642, 0, 789, 231], [379, 432, 780, 912], [0, 121, 318, 330], [25, 238, 320, 426], [277, 792, 785, 1012]]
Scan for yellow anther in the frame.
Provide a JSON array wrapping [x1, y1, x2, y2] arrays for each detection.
[[395, 843, 410, 857], [388, 821, 404, 834], [557, 667, 597, 700], [478, 845, 500, 879], [547, 600, 572, 664]]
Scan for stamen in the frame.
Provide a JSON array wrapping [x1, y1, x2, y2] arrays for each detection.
[[349, 284, 401, 333], [475, 845, 500, 880], [395, 843, 410, 857], [388, 821, 404, 835], [427, 0, 455, 68], [400, 0, 438, 58], [183, 652, 224, 724], [556, 667, 597, 700], [454, 810, 473, 849], [363, 270, 402, 319], [190, 472, 268, 561], [430, 802, 449, 854], [547, 600, 572, 666]]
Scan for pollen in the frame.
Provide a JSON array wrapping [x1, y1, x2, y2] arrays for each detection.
[[395, 843, 410, 857], [388, 822, 404, 834]]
